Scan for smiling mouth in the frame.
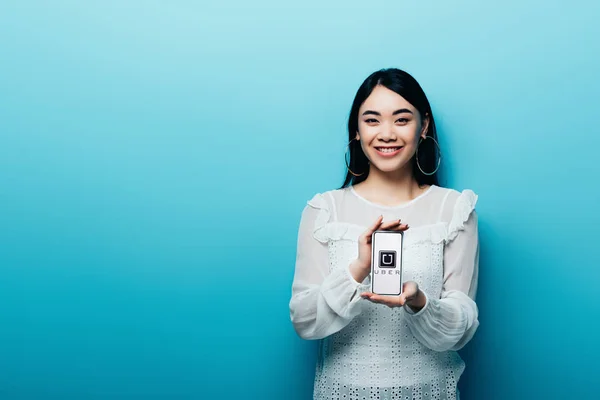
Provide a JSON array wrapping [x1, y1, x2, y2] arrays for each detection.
[[375, 146, 403, 155]]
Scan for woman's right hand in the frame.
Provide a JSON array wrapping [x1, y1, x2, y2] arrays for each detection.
[[349, 215, 409, 283]]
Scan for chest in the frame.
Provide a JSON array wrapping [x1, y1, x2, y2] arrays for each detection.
[[324, 221, 446, 298]]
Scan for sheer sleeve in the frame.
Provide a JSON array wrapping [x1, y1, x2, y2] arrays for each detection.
[[403, 190, 480, 352], [289, 193, 370, 340]]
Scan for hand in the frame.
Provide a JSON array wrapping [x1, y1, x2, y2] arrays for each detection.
[[349, 215, 409, 283], [360, 281, 425, 311]]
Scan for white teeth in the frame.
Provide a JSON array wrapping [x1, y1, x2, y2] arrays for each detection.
[[377, 147, 400, 153]]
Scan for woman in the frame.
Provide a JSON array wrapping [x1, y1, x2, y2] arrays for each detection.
[[288, 68, 479, 400]]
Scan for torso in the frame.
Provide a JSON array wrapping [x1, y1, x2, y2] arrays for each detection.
[[312, 185, 465, 400]]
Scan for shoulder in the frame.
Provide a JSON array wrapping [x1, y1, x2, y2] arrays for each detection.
[[305, 188, 347, 209], [435, 186, 478, 210], [435, 186, 479, 241], [302, 189, 347, 243]]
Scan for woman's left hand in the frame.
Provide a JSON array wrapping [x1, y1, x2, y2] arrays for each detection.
[[361, 281, 425, 311]]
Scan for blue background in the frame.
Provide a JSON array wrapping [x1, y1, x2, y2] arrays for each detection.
[[1, 1, 599, 399]]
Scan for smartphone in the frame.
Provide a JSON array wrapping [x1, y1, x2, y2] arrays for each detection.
[[370, 230, 403, 296]]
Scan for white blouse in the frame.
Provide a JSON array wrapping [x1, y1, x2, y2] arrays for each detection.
[[288, 184, 479, 400]]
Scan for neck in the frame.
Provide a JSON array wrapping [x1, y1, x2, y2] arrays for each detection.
[[357, 165, 429, 205]]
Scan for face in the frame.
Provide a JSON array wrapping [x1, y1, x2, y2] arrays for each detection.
[[356, 85, 429, 174]]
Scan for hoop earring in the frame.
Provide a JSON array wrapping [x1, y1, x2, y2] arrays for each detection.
[[345, 138, 368, 177], [416, 136, 441, 176]]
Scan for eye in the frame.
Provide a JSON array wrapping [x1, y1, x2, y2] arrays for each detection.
[[365, 118, 379, 124], [395, 118, 409, 124]]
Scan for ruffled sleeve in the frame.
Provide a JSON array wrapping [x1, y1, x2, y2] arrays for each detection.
[[307, 193, 332, 244], [446, 189, 479, 243], [289, 192, 369, 340], [403, 189, 480, 352]]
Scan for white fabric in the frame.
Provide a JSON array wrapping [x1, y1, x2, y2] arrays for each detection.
[[289, 185, 479, 400]]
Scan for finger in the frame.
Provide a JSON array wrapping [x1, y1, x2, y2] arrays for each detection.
[[369, 294, 402, 307], [405, 281, 419, 294], [380, 219, 402, 230], [362, 215, 383, 240], [401, 285, 412, 298], [397, 294, 407, 306], [380, 222, 410, 232], [361, 292, 378, 302], [370, 215, 384, 230], [387, 223, 409, 231], [361, 293, 380, 303], [380, 298, 401, 308]]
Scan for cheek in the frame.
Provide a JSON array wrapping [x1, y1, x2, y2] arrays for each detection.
[[358, 124, 379, 140], [397, 126, 421, 147]]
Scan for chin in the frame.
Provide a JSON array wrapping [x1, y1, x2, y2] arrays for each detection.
[[369, 157, 411, 172], [372, 163, 408, 173]]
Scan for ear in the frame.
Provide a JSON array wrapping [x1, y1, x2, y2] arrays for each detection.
[[421, 114, 430, 139], [355, 132, 360, 141]]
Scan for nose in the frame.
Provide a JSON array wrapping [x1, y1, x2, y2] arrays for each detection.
[[378, 122, 396, 141]]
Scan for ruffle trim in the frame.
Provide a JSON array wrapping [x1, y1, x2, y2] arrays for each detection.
[[446, 189, 478, 242], [307, 189, 477, 245], [307, 193, 331, 243]]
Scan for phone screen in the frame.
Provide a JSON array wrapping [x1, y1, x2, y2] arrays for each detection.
[[371, 231, 403, 295]]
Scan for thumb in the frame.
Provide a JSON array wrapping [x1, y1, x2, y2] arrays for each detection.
[[367, 215, 383, 234], [398, 293, 407, 305], [361, 215, 383, 242]]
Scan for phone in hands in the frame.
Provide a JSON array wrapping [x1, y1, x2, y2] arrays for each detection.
[[370, 230, 403, 296]]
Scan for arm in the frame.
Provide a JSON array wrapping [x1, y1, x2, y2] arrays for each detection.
[[288, 194, 369, 340], [403, 191, 480, 352]]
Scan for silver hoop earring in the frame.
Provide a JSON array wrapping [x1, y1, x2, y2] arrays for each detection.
[[345, 138, 369, 177], [416, 136, 441, 176]]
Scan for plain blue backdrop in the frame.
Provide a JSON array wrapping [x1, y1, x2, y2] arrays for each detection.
[[1, 1, 599, 399]]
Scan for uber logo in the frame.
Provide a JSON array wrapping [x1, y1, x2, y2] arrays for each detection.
[[379, 250, 396, 268]]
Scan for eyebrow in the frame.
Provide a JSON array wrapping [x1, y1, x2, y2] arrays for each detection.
[[362, 108, 414, 116]]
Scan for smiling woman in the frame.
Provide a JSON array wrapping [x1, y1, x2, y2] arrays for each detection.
[[288, 68, 478, 400], [342, 69, 441, 187]]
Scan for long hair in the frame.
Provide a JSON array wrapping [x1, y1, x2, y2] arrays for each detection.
[[340, 68, 440, 189]]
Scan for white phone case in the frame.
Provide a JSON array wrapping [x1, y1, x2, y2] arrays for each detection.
[[370, 230, 403, 295]]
